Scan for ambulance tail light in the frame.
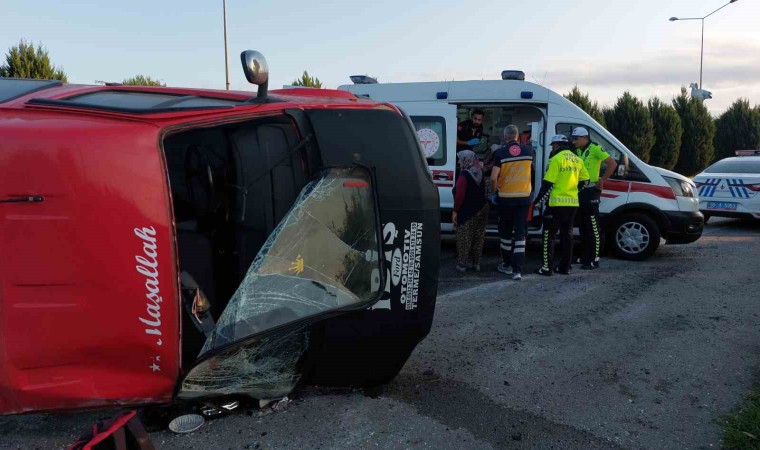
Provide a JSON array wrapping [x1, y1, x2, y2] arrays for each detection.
[[501, 70, 525, 81], [241, 50, 270, 99]]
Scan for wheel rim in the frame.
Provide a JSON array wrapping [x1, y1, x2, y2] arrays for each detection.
[[616, 221, 650, 254]]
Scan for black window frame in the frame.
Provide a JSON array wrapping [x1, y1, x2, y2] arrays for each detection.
[[26, 89, 247, 114], [0, 78, 62, 104]]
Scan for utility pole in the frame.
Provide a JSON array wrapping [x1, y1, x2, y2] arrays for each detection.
[[223, 0, 230, 90]]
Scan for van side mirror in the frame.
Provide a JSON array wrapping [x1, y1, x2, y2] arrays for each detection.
[[240, 50, 269, 98]]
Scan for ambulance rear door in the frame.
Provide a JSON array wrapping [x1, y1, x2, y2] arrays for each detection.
[[397, 101, 457, 232]]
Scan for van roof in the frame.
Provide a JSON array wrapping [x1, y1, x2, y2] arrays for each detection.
[[338, 79, 571, 105], [0, 78, 374, 119]]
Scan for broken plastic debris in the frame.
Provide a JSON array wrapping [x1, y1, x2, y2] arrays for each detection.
[[168, 414, 205, 434]]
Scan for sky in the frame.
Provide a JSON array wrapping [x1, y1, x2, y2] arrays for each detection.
[[2, 0, 758, 114]]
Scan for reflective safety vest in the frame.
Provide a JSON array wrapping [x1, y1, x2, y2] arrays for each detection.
[[494, 142, 534, 199], [544, 150, 590, 207], [576, 142, 610, 183]]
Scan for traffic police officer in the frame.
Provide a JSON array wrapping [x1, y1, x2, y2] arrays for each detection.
[[490, 125, 534, 281], [571, 127, 618, 270], [535, 135, 590, 276]]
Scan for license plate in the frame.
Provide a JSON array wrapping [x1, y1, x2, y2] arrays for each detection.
[[707, 201, 737, 211]]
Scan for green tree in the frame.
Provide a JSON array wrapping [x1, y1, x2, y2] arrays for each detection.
[[713, 98, 760, 162], [647, 98, 682, 170], [603, 92, 655, 162], [0, 39, 67, 81], [121, 75, 165, 86], [292, 71, 322, 88], [673, 87, 716, 176], [564, 85, 606, 127]]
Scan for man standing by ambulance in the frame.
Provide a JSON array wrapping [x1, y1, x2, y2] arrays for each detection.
[[571, 127, 617, 270], [491, 125, 534, 281], [535, 135, 590, 275]]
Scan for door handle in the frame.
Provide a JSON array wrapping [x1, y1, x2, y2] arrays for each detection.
[[0, 196, 44, 204]]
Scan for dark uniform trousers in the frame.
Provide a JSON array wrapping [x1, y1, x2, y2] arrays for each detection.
[[498, 203, 529, 273], [578, 186, 602, 264], [541, 206, 577, 272]]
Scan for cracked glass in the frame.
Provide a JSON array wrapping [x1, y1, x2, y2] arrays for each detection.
[[180, 166, 382, 398]]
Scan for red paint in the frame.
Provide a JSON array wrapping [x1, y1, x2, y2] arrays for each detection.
[[603, 179, 630, 193], [0, 83, 402, 415], [343, 181, 369, 188], [601, 193, 619, 199], [629, 181, 676, 200], [432, 170, 454, 187]]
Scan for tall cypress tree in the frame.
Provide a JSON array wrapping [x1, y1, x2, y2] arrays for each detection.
[[648, 98, 682, 170], [713, 99, 760, 161], [603, 92, 655, 162], [673, 88, 716, 176], [564, 86, 606, 127], [0, 40, 67, 81]]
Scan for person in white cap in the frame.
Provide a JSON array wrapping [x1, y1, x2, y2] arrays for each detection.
[[534, 135, 590, 276], [571, 127, 617, 270]]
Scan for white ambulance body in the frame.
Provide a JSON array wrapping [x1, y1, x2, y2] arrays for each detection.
[[339, 75, 703, 260]]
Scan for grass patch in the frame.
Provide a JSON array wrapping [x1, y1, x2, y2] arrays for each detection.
[[721, 390, 760, 449]]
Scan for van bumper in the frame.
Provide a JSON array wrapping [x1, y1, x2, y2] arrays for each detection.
[[664, 210, 704, 244]]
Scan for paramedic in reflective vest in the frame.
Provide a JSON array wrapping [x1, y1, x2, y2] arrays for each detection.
[[490, 125, 534, 281], [456, 110, 485, 152], [534, 135, 590, 276], [571, 127, 618, 270]]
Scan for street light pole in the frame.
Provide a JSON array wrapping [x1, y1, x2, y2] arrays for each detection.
[[223, 0, 230, 90], [669, 0, 739, 89]]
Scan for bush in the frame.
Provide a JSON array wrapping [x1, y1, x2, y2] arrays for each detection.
[[673, 88, 716, 176], [648, 98, 682, 170], [122, 75, 165, 87], [713, 99, 760, 162], [603, 92, 655, 162]]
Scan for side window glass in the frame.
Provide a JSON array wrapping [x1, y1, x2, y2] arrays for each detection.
[[411, 116, 446, 166], [556, 123, 626, 179]]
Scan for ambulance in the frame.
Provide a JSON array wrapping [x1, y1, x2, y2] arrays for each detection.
[[340, 72, 704, 260]]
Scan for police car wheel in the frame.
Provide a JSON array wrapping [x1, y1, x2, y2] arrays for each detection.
[[610, 213, 660, 261]]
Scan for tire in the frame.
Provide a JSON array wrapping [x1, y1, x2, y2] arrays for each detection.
[[703, 214, 711, 224], [609, 213, 661, 261]]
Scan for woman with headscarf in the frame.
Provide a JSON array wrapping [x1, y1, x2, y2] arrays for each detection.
[[452, 150, 489, 272]]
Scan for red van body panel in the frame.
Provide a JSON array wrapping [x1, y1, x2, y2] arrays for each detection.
[[0, 110, 180, 414], [0, 83, 399, 414]]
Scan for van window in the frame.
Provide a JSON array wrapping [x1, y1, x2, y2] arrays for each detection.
[[556, 123, 624, 176], [411, 116, 447, 166]]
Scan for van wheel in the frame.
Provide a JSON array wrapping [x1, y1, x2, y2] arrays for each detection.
[[610, 213, 660, 261]]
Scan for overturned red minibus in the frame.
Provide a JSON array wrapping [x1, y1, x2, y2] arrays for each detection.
[[0, 51, 439, 416]]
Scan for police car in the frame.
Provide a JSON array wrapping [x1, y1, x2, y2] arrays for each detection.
[[694, 150, 760, 222]]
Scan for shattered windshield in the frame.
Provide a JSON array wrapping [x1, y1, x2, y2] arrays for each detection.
[[206, 166, 381, 350]]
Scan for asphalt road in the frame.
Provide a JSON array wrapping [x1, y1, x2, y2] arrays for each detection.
[[2, 218, 759, 450]]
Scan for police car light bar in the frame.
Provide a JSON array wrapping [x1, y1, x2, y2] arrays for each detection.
[[501, 70, 525, 81], [350, 75, 378, 85], [735, 149, 760, 156]]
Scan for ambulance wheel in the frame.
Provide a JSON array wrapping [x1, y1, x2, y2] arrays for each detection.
[[610, 213, 660, 261], [703, 214, 711, 224]]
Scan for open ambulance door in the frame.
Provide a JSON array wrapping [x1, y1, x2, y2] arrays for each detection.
[[397, 102, 457, 231]]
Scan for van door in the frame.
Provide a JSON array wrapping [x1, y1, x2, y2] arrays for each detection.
[[398, 102, 457, 230]]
